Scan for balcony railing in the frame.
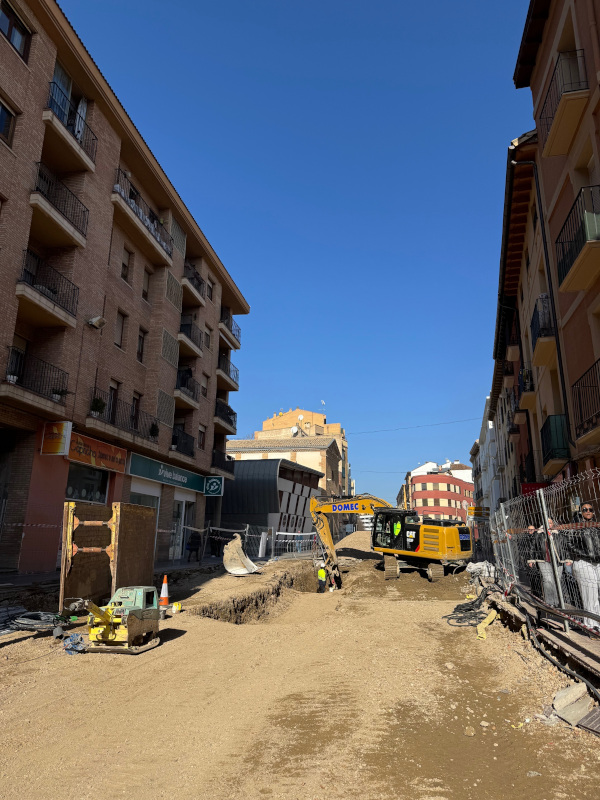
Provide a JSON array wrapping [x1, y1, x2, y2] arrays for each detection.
[[530, 295, 555, 352], [18, 250, 79, 316], [518, 365, 535, 396], [183, 263, 206, 298], [215, 398, 237, 430], [180, 316, 203, 351], [33, 162, 89, 236], [555, 185, 600, 286], [46, 82, 98, 163], [171, 427, 195, 457], [572, 357, 600, 439], [5, 347, 68, 403], [112, 168, 173, 258], [539, 50, 588, 147], [175, 369, 200, 403], [541, 414, 569, 465], [218, 354, 239, 384], [89, 387, 158, 441], [220, 311, 241, 344], [212, 449, 235, 474], [519, 450, 542, 484]]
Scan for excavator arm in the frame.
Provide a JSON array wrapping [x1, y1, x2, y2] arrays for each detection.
[[309, 493, 393, 587]]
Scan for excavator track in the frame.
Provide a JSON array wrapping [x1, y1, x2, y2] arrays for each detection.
[[384, 555, 399, 580], [426, 562, 445, 582]]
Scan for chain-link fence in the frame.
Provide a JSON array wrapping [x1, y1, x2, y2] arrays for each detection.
[[491, 468, 600, 638]]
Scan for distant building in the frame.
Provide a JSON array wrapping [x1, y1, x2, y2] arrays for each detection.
[[220, 459, 323, 533], [255, 408, 351, 495], [400, 460, 474, 523]]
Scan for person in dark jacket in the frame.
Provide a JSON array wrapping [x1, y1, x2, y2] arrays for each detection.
[[187, 529, 201, 563]]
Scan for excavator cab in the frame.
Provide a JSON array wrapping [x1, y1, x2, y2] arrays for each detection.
[[373, 509, 421, 552]]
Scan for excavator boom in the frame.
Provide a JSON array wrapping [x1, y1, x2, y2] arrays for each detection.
[[309, 493, 393, 586]]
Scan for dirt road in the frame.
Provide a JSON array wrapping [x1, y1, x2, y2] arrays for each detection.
[[1, 557, 599, 800]]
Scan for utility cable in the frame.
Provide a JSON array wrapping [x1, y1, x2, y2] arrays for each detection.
[[347, 416, 480, 436]]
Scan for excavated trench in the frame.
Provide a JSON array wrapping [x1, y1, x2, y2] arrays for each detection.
[[185, 561, 318, 624]]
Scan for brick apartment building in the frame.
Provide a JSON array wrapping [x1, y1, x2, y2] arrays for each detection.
[[399, 461, 474, 523], [0, 0, 249, 573], [472, 1, 600, 509]]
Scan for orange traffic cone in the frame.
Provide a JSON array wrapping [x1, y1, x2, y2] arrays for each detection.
[[159, 574, 169, 607]]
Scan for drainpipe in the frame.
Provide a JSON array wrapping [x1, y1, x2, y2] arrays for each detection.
[[509, 158, 575, 449]]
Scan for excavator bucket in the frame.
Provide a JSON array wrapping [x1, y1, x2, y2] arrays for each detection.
[[223, 534, 261, 576]]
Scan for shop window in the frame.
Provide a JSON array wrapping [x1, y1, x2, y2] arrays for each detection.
[[66, 463, 109, 504], [129, 492, 159, 510]]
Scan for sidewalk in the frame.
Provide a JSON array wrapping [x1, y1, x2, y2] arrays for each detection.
[[0, 556, 226, 590]]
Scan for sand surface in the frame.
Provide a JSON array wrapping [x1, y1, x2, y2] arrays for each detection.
[[1, 549, 599, 799]]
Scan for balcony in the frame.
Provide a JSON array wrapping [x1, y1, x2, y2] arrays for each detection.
[[530, 296, 556, 368], [42, 82, 97, 172], [216, 354, 239, 391], [539, 50, 589, 158], [1, 347, 69, 417], [15, 250, 78, 328], [506, 330, 519, 362], [518, 365, 536, 411], [508, 421, 520, 444], [211, 448, 235, 476], [86, 387, 159, 446], [29, 163, 88, 247], [214, 398, 237, 434], [502, 360, 515, 389], [572, 357, 600, 446], [111, 168, 173, 266], [178, 316, 203, 358], [219, 311, 241, 350], [519, 450, 543, 486], [541, 414, 569, 473], [171, 427, 195, 459], [174, 369, 200, 410], [182, 263, 206, 307], [555, 185, 600, 292]]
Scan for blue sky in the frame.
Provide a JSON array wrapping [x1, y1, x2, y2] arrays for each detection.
[[61, 0, 534, 503]]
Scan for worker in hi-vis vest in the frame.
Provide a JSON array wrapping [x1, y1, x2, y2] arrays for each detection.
[[317, 562, 327, 593], [393, 521, 402, 539]]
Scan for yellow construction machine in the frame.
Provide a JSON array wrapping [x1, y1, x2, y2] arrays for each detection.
[[85, 585, 160, 654], [310, 493, 473, 584]]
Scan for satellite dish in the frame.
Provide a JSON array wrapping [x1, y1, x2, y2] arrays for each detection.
[[291, 426, 298, 435], [298, 414, 304, 421]]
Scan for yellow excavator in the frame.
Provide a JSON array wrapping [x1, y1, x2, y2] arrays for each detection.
[[310, 493, 473, 585]]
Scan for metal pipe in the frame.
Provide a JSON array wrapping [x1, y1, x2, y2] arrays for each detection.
[[510, 158, 575, 449]]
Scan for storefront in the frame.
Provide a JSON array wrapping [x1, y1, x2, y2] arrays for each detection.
[[127, 453, 223, 563], [18, 423, 127, 573]]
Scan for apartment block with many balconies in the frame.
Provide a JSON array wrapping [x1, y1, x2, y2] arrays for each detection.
[[0, 0, 249, 573]]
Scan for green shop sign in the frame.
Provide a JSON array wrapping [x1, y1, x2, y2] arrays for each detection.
[[128, 453, 224, 495]]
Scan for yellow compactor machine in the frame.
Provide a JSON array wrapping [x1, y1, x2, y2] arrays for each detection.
[[85, 585, 160, 654], [310, 493, 472, 585]]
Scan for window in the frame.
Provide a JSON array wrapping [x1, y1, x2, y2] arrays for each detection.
[[446, 484, 451, 492], [198, 424, 206, 450], [142, 268, 150, 301], [206, 279, 214, 301], [204, 327, 212, 350], [201, 374, 208, 397], [0, 99, 14, 146], [115, 311, 126, 348], [137, 328, 146, 363], [66, 462, 109, 504], [121, 247, 132, 282], [0, 2, 30, 60], [132, 392, 141, 429], [433, 483, 440, 491]]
